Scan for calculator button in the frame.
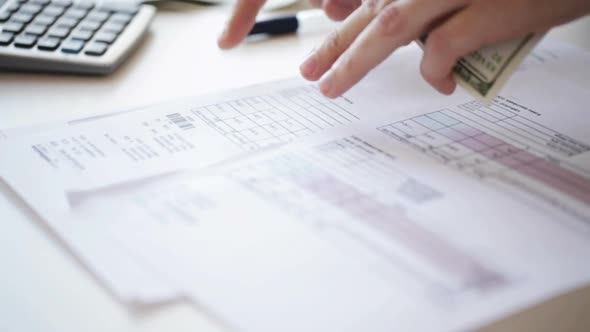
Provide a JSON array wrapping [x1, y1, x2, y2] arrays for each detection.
[[101, 21, 124, 34], [47, 25, 69, 38], [103, 4, 139, 15], [33, 14, 56, 26], [70, 28, 93, 41], [94, 30, 116, 44], [64, 7, 86, 19], [84, 40, 107, 56], [61, 38, 84, 53], [0, 32, 14, 46], [50, 0, 72, 8], [0, 10, 12, 22], [78, 19, 101, 31], [31, 0, 51, 5], [73, 1, 93, 10], [85, 10, 108, 23], [37, 36, 60, 50], [42, 4, 65, 17], [109, 13, 132, 25], [11, 11, 34, 23], [5, 1, 20, 12], [24, 23, 48, 35], [20, 3, 43, 15], [2, 21, 24, 33], [13, 34, 37, 48], [55, 16, 78, 28]]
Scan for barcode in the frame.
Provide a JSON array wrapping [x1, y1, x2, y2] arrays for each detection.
[[167, 113, 195, 130]]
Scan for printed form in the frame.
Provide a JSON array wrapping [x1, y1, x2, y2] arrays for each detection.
[[74, 63, 590, 332], [0, 44, 471, 301], [1, 40, 590, 330]]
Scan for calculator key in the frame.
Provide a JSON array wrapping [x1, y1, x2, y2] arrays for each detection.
[[13, 34, 37, 48], [24, 23, 48, 35], [0, 10, 11, 22], [42, 4, 65, 17], [64, 7, 86, 19], [37, 35, 60, 50], [78, 19, 101, 31], [109, 13, 132, 25], [20, 3, 43, 15], [101, 21, 124, 34], [31, 0, 51, 5], [2, 21, 24, 33], [73, 1, 93, 10], [50, 0, 72, 7], [34, 14, 57, 26], [0, 32, 14, 46], [5, 1, 20, 12], [60, 38, 84, 53], [55, 16, 78, 28], [11, 11, 34, 23], [85, 10, 108, 23], [70, 28, 93, 41], [94, 30, 116, 44], [84, 40, 107, 56], [101, 4, 139, 15], [47, 25, 69, 38]]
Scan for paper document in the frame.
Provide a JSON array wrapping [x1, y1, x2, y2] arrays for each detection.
[[66, 41, 590, 332], [1, 39, 589, 332], [0, 44, 470, 302]]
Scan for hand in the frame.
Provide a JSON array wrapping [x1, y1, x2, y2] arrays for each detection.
[[217, 0, 362, 49], [299, 0, 590, 98]]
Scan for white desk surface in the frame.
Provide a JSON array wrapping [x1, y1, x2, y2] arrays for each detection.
[[1, 4, 590, 332]]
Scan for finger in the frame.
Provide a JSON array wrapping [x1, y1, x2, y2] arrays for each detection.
[[309, 0, 322, 8], [300, 0, 387, 81], [420, 0, 555, 94], [319, 0, 468, 98], [322, 0, 362, 21], [218, 0, 267, 49]]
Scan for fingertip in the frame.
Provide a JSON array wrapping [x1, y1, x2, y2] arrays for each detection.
[[319, 75, 339, 98], [322, 0, 359, 21], [300, 55, 323, 81], [432, 75, 456, 95]]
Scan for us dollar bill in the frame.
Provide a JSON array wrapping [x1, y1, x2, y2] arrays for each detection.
[[418, 33, 545, 103]]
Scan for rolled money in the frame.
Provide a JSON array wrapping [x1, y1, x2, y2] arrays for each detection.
[[454, 33, 545, 103], [417, 33, 545, 103]]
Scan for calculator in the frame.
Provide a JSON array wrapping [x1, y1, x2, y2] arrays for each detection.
[[0, 0, 156, 74]]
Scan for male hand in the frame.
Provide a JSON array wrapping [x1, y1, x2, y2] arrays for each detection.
[[217, 0, 362, 49], [298, 0, 590, 98]]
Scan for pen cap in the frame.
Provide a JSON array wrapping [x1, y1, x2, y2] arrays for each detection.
[[249, 16, 299, 35]]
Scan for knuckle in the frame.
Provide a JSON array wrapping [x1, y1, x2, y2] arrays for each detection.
[[376, 5, 406, 37], [363, 0, 378, 16], [324, 29, 342, 51], [426, 29, 455, 59]]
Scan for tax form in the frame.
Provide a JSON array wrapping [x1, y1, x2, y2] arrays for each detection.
[[65, 41, 590, 332], [0, 44, 471, 302], [1, 37, 589, 318]]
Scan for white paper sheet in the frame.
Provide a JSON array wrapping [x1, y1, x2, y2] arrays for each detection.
[[0, 44, 470, 302], [1, 39, 589, 314], [67, 41, 590, 331]]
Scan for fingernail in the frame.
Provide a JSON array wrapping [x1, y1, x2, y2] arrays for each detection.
[[319, 74, 335, 98], [300, 53, 318, 79]]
